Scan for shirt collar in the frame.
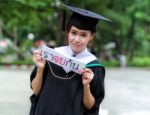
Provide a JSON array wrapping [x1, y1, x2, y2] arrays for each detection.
[[67, 45, 89, 58], [55, 45, 97, 66]]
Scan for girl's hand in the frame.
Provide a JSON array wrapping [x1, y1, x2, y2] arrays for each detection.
[[33, 49, 46, 69], [81, 68, 94, 86]]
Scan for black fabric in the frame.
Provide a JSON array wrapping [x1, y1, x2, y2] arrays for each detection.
[[29, 60, 105, 115], [29, 67, 37, 115], [61, 3, 111, 31], [84, 60, 105, 115], [29, 63, 48, 115], [29, 94, 39, 115], [61, 4, 111, 22]]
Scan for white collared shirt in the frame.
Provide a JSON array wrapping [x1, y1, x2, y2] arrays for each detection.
[[54, 46, 97, 73]]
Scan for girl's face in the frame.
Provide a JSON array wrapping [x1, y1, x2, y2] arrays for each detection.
[[67, 26, 95, 54]]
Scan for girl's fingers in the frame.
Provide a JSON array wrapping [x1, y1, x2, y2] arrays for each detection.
[[33, 50, 42, 55], [33, 50, 43, 58], [82, 68, 93, 74], [82, 68, 94, 80]]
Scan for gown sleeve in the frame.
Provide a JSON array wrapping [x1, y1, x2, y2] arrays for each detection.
[[30, 66, 37, 89], [30, 62, 48, 89], [84, 65, 105, 115]]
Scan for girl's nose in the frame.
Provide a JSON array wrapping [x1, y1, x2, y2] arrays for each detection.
[[74, 36, 80, 42]]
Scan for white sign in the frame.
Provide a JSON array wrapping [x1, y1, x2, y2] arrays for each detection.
[[40, 45, 85, 74]]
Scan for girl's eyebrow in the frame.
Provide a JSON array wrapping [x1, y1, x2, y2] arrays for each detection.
[[71, 28, 78, 31]]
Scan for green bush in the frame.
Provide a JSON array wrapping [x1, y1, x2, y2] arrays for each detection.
[[11, 60, 34, 65], [0, 55, 34, 65], [101, 60, 119, 67], [128, 57, 150, 67]]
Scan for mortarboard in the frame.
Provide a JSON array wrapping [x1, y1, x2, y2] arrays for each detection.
[[60, 3, 111, 32]]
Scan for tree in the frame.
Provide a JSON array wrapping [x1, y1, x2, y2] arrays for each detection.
[[0, 0, 150, 61]]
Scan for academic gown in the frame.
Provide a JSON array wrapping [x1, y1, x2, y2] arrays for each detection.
[[30, 46, 105, 115]]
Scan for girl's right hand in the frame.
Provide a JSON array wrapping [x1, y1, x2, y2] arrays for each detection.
[[33, 49, 46, 69]]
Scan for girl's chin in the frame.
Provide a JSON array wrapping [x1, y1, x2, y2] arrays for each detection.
[[71, 46, 83, 53], [72, 48, 80, 53], [73, 49, 83, 54]]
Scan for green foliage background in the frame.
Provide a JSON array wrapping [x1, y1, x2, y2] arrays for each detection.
[[0, 0, 150, 66]]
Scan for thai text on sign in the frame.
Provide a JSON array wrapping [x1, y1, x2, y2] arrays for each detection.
[[40, 45, 85, 74]]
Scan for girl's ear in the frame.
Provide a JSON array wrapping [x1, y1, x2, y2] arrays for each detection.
[[90, 33, 96, 41]]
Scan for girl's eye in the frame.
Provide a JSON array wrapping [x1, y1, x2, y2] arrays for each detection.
[[81, 34, 87, 38], [71, 31, 77, 35]]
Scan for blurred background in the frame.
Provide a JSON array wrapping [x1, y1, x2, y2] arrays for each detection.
[[0, 0, 150, 115]]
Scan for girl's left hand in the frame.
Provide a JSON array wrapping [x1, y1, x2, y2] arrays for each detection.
[[81, 68, 94, 86]]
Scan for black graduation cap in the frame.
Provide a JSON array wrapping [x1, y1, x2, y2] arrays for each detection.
[[60, 3, 111, 32]]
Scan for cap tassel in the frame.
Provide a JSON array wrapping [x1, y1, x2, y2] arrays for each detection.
[[61, 10, 66, 31]]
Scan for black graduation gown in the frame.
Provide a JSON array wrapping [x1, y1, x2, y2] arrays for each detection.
[[30, 60, 105, 115]]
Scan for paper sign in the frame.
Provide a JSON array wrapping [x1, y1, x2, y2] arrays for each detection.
[[40, 45, 85, 74]]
